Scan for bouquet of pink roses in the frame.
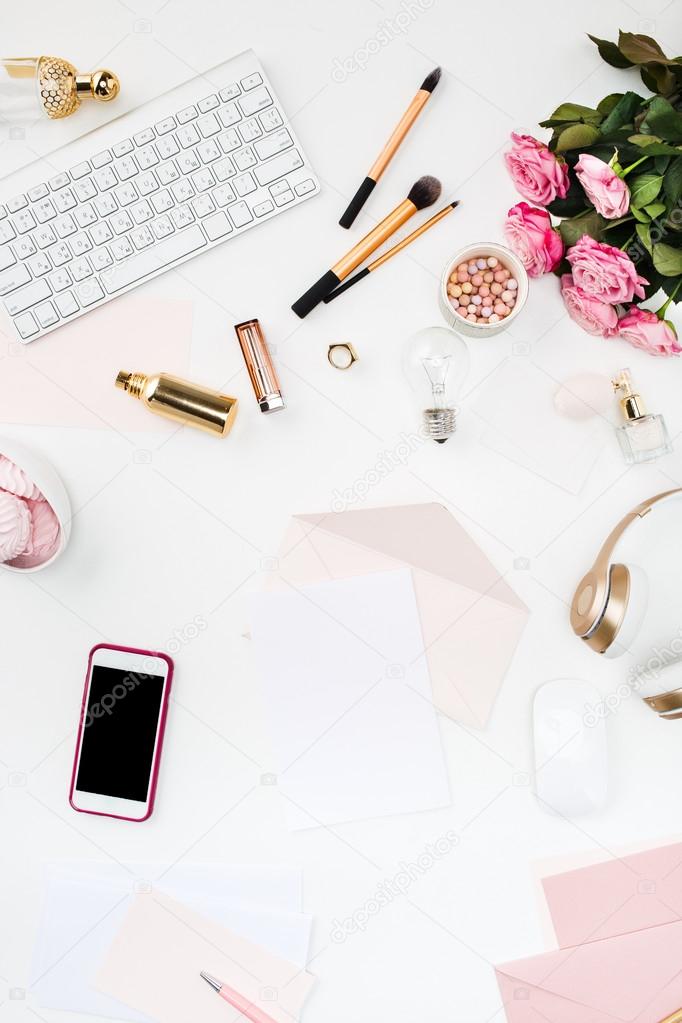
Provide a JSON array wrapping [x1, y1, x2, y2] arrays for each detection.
[[503, 30, 682, 356]]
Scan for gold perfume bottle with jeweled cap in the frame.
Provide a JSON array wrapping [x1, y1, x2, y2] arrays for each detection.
[[612, 368, 672, 464], [0, 56, 119, 120]]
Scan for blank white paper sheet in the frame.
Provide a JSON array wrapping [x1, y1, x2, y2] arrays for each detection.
[[250, 569, 450, 830]]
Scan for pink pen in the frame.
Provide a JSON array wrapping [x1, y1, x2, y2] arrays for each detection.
[[200, 971, 278, 1023]]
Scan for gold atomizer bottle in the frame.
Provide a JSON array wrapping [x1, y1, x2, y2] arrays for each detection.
[[115, 371, 238, 437], [1, 56, 120, 120]]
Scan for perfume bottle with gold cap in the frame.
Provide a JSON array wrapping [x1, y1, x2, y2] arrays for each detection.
[[0, 56, 119, 121], [613, 368, 672, 464], [115, 370, 238, 437]]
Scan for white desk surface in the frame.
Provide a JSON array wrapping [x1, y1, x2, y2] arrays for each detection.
[[3, 1, 682, 1020]]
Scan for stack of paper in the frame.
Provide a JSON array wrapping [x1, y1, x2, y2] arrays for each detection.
[[31, 862, 313, 1021], [496, 841, 682, 1021]]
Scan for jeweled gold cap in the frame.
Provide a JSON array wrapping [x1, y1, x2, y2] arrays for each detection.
[[37, 56, 120, 119]]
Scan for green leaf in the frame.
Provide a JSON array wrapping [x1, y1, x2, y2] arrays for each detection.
[[547, 102, 602, 123], [627, 136, 682, 156], [618, 30, 669, 65], [641, 64, 677, 97], [588, 34, 635, 69], [629, 172, 664, 208], [644, 97, 682, 143], [602, 215, 635, 231], [600, 92, 644, 135], [664, 159, 682, 205], [555, 122, 601, 152], [654, 155, 672, 174], [630, 205, 651, 223], [653, 242, 682, 276], [598, 94, 624, 116], [644, 201, 667, 219], [559, 209, 606, 247], [636, 222, 653, 254]]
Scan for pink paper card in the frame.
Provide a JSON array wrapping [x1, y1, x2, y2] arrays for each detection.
[[0, 296, 192, 431], [95, 892, 315, 1023], [542, 841, 682, 948]]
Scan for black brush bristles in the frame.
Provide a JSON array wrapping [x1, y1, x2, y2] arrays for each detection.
[[420, 67, 442, 93], [407, 175, 442, 211]]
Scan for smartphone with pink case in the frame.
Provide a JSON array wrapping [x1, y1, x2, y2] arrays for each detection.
[[69, 643, 174, 822]]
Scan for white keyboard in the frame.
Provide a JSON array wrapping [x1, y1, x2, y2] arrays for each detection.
[[0, 49, 319, 343]]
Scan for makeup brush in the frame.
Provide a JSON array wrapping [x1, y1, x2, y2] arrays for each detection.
[[339, 67, 442, 229], [292, 175, 441, 319], [324, 200, 459, 303]]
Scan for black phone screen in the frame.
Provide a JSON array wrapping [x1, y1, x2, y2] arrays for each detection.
[[75, 664, 165, 801]]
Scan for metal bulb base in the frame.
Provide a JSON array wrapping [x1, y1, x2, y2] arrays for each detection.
[[423, 406, 457, 443]]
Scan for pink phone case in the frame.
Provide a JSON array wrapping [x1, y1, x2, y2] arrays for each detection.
[[69, 643, 174, 822]]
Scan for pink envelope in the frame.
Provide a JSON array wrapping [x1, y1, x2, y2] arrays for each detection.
[[496, 919, 682, 1022], [542, 841, 682, 947], [271, 504, 528, 728]]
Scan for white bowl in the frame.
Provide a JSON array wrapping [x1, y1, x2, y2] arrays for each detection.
[[0, 436, 71, 572], [439, 242, 529, 338]]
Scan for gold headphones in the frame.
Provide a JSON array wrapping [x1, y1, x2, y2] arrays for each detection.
[[570, 488, 682, 656]]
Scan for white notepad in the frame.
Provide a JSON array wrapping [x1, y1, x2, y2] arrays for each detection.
[[250, 569, 451, 830]]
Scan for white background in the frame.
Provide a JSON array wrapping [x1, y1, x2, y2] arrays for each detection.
[[2, 0, 682, 1020]]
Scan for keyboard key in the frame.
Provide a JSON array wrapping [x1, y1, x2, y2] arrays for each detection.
[[90, 222, 114, 245], [113, 139, 134, 157], [94, 194, 118, 217], [101, 225, 206, 293], [151, 215, 174, 239], [70, 257, 92, 281], [240, 72, 262, 90], [112, 211, 134, 234], [234, 172, 256, 197], [55, 214, 77, 238], [0, 221, 16, 244], [151, 190, 173, 214], [218, 129, 241, 153], [4, 279, 51, 316], [177, 124, 200, 149], [136, 173, 159, 197], [0, 263, 30, 295], [54, 188, 77, 213], [234, 147, 257, 171], [49, 268, 72, 292], [12, 237, 36, 260], [27, 252, 52, 277], [28, 184, 49, 201], [94, 167, 117, 191], [0, 206, 7, 220], [255, 149, 303, 186], [157, 161, 180, 185], [91, 150, 113, 168], [253, 199, 274, 217], [239, 119, 262, 143], [74, 203, 98, 228], [69, 161, 91, 179], [273, 188, 295, 207], [114, 183, 138, 207], [255, 128, 293, 161], [198, 95, 219, 113], [7, 194, 27, 213], [0, 247, 16, 271], [259, 108, 283, 132], [55, 291, 79, 317], [115, 155, 138, 180], [176, 105, 197, 124], [238, 86, 272, 117], [51, 242, 72, 266], [295, 178, 316, 196], [74, 279, 104, 307], [171, 179, 195, 204], [171, 205, 195, 230], [137, 144, 159, 170], [14, 311, 39, 339], [177, 151, 200, 175], [213, 157, 235, 182], [74, 178, 97, 202], [227, 201, 253, 228], [156, 135, 179, 160], [49, 173, 70, 191], [191, 169, 215, 193], [155, 116, 177, 135], [69, 232, 92, 256], [90, 247, 113, 271], [197, 140, 221, 164], [134, 128, 155, 146], [34, 197, 57, 223], [192, 194, 216, 218], [13, 209, 36, 234], [130, 201, 153, 225], [219, 104, 241, 128], [203, 211, 232, 240], [212, 184, 235, 207], [219, 83, 240, 101], [111, 237, 134, 260], [197, 112, 220, 138], [35, 301, 59, 328]]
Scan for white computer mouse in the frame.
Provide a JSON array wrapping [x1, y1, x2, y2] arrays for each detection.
[[533, 679, 608, 817]]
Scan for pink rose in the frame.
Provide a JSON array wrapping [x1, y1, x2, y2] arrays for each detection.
[[567, 235, 648, 304], [504, 133, 570, 207], [504, 202, 564, 277], [561, 274, 619, 337], [575, 154, 629, 219], [617, 307, 681, 357]]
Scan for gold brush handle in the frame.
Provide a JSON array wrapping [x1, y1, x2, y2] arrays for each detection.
[[659, 1009, 682, 1023], [331, 198, 415, 279]]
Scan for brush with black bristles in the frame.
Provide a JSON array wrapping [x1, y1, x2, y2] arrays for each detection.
[[339, 67, 442, 230], [324, 200, 460, 303], [292, 175, 441, 318]]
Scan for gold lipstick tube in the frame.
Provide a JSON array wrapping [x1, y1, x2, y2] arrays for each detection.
[[368, 90, 430, 180], [115, 370, 238, 436], [234, 319, 285, 414]]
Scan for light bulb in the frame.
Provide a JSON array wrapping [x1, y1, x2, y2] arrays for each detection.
[[403, 327, 470, 443]]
